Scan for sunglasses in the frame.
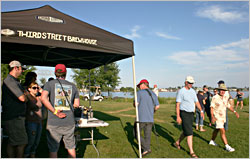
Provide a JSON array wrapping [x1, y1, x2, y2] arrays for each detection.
[[31, 87, 39, 90], [187, 82, 194, 84]]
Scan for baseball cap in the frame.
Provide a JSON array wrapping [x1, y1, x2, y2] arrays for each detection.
[[137, 79, 149, 88], [9, 60, 27, 70], [55, 64, 67, 73], [185, 76, 195, 84], [217, 80, 225, 84]]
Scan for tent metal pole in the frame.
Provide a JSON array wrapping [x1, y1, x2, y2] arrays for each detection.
[[88, 69, 91, 107], [132, 56, 142, 158]]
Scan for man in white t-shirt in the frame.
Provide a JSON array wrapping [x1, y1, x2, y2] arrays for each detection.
[[152, 84, 159, 97]]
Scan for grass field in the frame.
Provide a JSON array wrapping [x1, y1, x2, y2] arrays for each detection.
[[1, 98, 249, 158]]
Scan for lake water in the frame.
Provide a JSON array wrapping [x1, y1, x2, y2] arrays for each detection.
[[101, 91, 249, 99]]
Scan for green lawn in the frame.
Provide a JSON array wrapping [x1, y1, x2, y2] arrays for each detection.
[[1, 99, 249, 158]]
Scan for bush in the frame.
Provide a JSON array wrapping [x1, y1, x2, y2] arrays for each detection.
[[243, 97, 249, 106], [105, 97, 134, 103], [158, 97, 176, 104], [234, 97, 249, 107], [103, 96, 176, 104]]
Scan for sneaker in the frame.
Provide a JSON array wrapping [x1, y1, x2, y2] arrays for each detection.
[[225, 145, 235, 152], [209, 140, 218, 146]]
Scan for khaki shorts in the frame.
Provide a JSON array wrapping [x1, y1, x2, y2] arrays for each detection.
[[46, 125, 75, 152], [3, 117, 28, 146], [215, 120, 225, 129]]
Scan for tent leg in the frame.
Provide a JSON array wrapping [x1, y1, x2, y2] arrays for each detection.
[[132, 56, 142, 158], [88, 69, 91, 107]]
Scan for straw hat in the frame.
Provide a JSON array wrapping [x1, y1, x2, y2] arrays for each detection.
[[217, 84, 228, 91], [197, 88, 203, 93]]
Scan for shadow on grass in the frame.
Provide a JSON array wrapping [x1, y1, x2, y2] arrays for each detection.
[[171, 115, 182, 131], [93, 110, 120, 121], [121, 121, 139, 158], [154, 123, 175, 144], [243, 110, 249, 113], [1, 111, 114, 158], [75, 127, 109, 158], [120, 121, 178, 158]]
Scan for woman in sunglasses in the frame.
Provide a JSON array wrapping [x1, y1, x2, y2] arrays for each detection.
[[24, 82, 42, 158]]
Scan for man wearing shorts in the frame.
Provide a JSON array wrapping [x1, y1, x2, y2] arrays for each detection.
[[41, 64, 80, 158], [209, 84, 239, 152], [2, 60, 28, 157], [217, 80, 231, 131], [173, 76, 204, 158]]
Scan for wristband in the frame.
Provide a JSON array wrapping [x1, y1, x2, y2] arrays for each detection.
[[234, 110, 236, 113], [201, 110, 204, 113], [53, 109, 58, 115]]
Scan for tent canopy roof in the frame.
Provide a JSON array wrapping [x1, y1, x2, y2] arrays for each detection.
[[1, 5, 134, 69]]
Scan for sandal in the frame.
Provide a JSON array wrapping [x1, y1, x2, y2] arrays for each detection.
[[190, 153, 198, 158], [142, 150, 151, 157], [173, 142, 181, 149]]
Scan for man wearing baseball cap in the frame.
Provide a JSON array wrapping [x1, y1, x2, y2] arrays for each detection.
[[209, 84, 239, 152], [203, 85, 212, 127], [41, 64, 80, 158], [173, 76, 204, 158], [134, 79, 160, 156], [2, 60, 28, 157]]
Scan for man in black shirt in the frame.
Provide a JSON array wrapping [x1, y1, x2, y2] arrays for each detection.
[[203, 85, 212, 126], [2, 60, 28, 158]]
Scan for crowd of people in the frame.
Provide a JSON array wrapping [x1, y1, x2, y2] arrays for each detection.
[[1, 60, 245, 158], [135, 76, 242, 158], [1, 60, 79, 158]]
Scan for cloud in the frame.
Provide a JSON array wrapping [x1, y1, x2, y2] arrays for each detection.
[[125, 25, 141, 39], [167, 38, 249, 71], [156, 32, 182, 40], [207, 39, 249, 50], [196, 5, 248, 23], [168, 51, 202, 65]]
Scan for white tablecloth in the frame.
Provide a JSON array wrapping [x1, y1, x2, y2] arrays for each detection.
[[75, 117, 109, 128]]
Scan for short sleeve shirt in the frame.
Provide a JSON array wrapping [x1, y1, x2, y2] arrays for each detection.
[[204, 92, 211, 107], [197, 93, 205, 110], [1, 74, 26, 120], [210, 94, 230, 123], [137, 89, 159, 122], [176, 87, 198, 112], [152, 88, 159, 97], [43, 79, 79, 126]]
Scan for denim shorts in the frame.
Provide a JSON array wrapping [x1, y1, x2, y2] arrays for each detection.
[[46, 125, 75, 152], [3, 117, 28, 146]]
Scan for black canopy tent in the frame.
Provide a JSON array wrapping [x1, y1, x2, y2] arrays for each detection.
[[1, 5, 142, 157], [1, 5, 134, 69]]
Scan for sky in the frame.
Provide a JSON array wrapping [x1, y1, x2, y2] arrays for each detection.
[[1, 1, 249, 88]]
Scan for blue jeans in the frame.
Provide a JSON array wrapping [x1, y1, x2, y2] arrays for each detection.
[[24, 122, 42, 156], [195, 109, 204, 126]]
